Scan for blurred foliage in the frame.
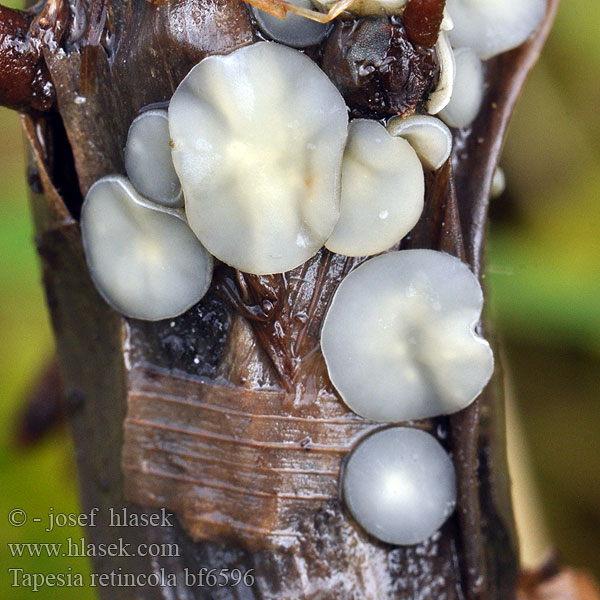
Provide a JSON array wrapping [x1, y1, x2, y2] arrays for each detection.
[[487, 0, 600, 579], [0, 0, 598, 597], [0, 109, 94, 596]]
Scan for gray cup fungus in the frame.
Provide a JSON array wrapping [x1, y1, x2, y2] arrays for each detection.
[[168, 41, 349, 275], [124, 110, 183, 208], [343, 427, 457, 545], [321, 250, 494, 422], [251, 0, 331, 48], [81, 176, 213, 321], [446, 0, 546, 60], [325, 120, 424, 257], [439, 47, 484, 129]]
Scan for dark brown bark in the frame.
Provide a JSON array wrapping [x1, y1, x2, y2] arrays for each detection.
[[12, 0, 559, 597]]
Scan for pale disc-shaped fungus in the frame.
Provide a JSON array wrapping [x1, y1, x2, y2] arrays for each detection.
[[124, 109, 183, 208], [387, 114, 452, 170], [439, 47, 484, 129], [325, 120, 424, 257], [168, 42, 349, 275], [446, 0, 546, 60], [81, 176, 213, 321], [321, 250, 494, 421], [343, 427, 457, 545], [250, 0, 332, 48]]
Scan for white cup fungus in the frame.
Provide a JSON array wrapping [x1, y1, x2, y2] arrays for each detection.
[[387, 114, 452, 171], [168, 41, 349, 275], [439, 47, 484, 129], [446, 0, 546, 60], [343, 427, 457, 545], [81, 175, 214, 321], [250, 0, 332, 48], [124, 109, 183, 208], [321, 250, 494, 422], [325, 120, 424, 257], [427, 31, 455, 115]]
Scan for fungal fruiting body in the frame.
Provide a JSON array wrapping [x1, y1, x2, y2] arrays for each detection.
[[81, 176, 213, 321], [446, 0, 546, 60], [325, 120, 424, 257], [387, 114, 452, 170], [491, 166, 506, 199], [342, 427, 457, 545], [439, 46, 484, 129], [427, 31, 455, 115], [124, 109, 183, 208], [251, 0, 332, 48], [321, 250, 494, 421], [168, 41, 348, 275]]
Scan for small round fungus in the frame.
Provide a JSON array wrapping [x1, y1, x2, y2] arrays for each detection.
[[439, 47, 484, 129], [321, 250, 494, 422], [491, 166, 506, 199], [387, 114, 452, 170], [325, 120, 424, 257], [124, 110, 183, 208], [343, 427, 457, 545], [427, 31, 455, 115], [251, 0, 331, 48], [81, 175, 213, 321], [446, 0, 546, 60], [169, 42, 349, 275]]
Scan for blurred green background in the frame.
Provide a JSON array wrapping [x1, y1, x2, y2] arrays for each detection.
[[0, 0, 598, 597]]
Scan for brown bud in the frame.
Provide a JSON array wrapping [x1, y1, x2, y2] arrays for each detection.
[[403, 0, 446, 48], [0, 0, 68, 111], [321, 17, 439, 119]]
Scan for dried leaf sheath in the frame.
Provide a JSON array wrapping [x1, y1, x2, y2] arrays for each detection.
[[20, 0, 559, 597]]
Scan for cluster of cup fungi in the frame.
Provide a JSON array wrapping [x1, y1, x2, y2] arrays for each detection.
[[81, 0, 546, 546]]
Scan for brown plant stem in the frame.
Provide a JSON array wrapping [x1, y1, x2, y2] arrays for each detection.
[[7, 0, 561, 597]]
